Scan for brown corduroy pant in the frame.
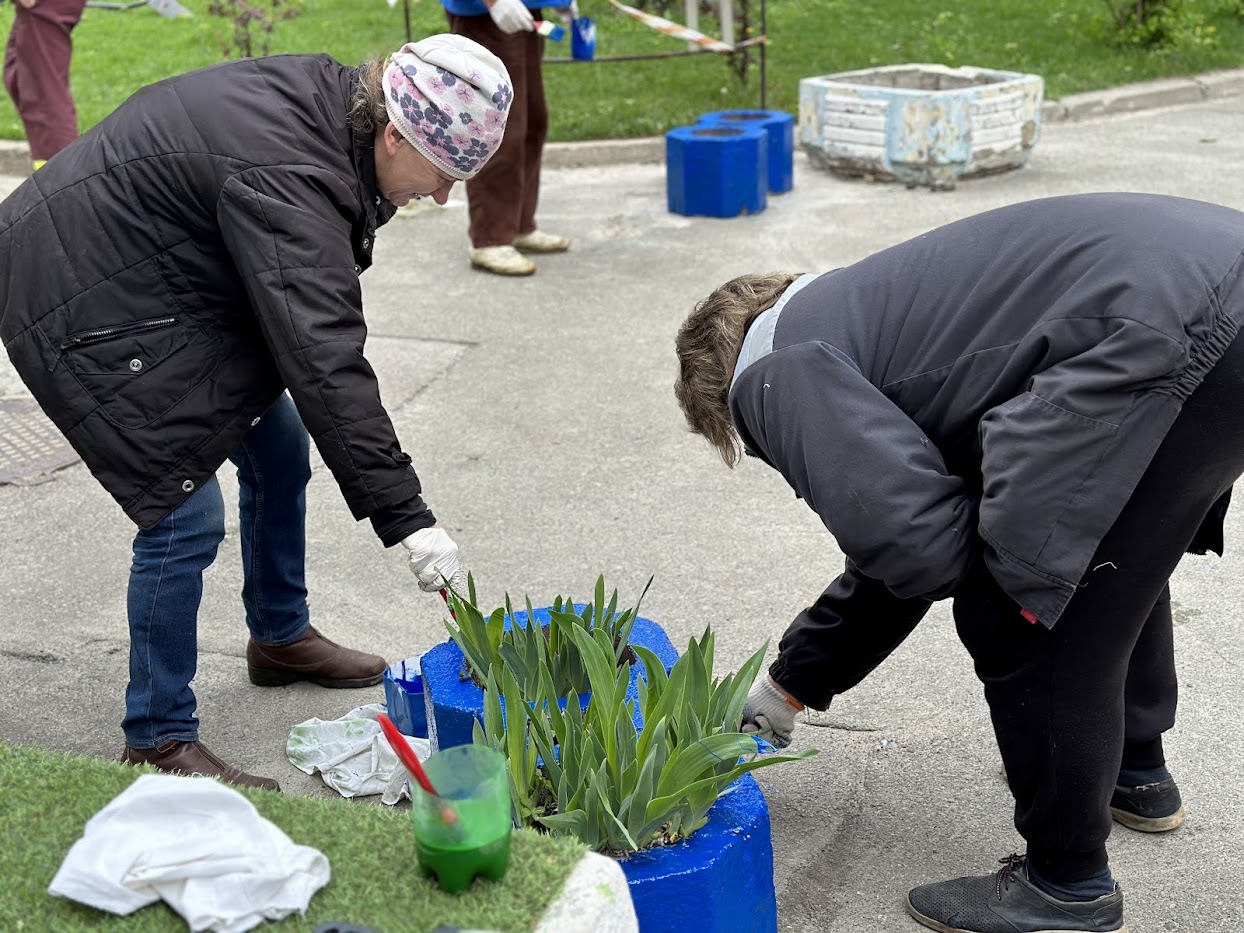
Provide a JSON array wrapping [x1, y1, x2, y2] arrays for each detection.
[[3, 0, 87, 162], [446, 10, 548, 248]]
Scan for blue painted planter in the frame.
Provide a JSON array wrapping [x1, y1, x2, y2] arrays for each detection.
[[423, 615, 781, 933], [698, 110, 795, 194], [665, 124, 767, 218], [420, 613, 679, 752], [620, 773, 777, 933]]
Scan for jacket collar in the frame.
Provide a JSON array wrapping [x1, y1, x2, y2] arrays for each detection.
[[730, 273, 818, 392], [352, 127, 397, 231]]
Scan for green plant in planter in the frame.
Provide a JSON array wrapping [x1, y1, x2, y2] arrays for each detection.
[[444, 574, 652, 696], [442, 574, 508, 687], [472, 619, 817, 856]]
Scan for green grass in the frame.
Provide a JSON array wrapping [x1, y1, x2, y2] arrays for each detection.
[[0, 741, 586, 932], [1, 0, 1244, 144]]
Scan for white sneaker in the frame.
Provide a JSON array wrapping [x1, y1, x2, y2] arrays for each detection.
[[469, 245, 536, 276], [514, 229, 571, 253]]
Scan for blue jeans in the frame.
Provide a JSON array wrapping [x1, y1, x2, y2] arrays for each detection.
[[122, 394, 312, 748]]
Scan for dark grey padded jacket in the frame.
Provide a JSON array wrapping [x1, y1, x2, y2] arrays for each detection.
[[729, 193, 1244, 628], [0, 54, 433, 544]]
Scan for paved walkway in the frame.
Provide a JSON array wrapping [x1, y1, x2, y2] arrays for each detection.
[[2, 92, 1244, 932]]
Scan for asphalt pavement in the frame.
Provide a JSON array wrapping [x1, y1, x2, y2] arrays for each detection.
[[2, 87, 1244, 932]]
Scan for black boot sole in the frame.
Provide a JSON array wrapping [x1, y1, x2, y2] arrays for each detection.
[[248, 667, 385, 689]]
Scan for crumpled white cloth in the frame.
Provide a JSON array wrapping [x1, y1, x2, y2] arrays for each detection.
[[48, 774, 329, 933], [286, 702, 431, 806]]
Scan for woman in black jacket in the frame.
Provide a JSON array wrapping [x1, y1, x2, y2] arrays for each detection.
[[0, 34, 512, 790], [675, 193, 1244, 933]]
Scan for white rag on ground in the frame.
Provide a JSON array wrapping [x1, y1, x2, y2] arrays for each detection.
[[48, 774, 330, 933], [286, 702, 431, 805]]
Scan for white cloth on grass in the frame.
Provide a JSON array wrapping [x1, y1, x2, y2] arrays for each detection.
[[48, 774, 329, 933], [286, 702, 431, 806]]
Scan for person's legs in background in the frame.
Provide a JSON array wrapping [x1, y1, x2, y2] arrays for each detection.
[[3, 0, 86, 169], [237, 394, 387, 689], [449, 10, 569, 276], [510, 18, 570, 257]]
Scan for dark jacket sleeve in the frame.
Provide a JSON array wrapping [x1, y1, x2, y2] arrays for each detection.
[[770, 559, 933, 709], [216, 166, 434, 542], [731, 341, 978, 600]]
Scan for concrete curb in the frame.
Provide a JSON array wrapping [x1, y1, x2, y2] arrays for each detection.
[[534, 851, 639, 933], [1, 68, 1242, 177]]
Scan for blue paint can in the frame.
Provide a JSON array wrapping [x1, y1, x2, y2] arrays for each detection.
[[571, 17, 596, 61], [382, 657, 428, 738], [698, 109, 795, 193], [666, 124, 767, 218]]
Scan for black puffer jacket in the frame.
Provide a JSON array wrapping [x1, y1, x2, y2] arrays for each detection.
[[0, 54, 433, 544]]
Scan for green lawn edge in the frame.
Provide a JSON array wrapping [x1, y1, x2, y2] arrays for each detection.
[[0, 741, 586, 933], [2, 0, 1243, 144]]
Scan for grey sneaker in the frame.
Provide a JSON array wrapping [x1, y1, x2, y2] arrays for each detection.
[[905, 855, 1125, 933]]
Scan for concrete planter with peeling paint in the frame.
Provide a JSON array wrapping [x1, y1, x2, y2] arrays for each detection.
[[799, 63, 1043, 190]]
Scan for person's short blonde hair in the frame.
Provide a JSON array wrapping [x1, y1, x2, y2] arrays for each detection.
[[674, 272, 802, 466]]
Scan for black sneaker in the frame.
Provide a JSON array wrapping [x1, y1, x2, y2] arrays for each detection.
[[1110, 778, 1185, 832], [905, 855, 1125, 933]]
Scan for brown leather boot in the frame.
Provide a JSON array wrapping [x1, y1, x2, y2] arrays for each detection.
[[122, 740, 280, 791], [247, 626, 386, 688]]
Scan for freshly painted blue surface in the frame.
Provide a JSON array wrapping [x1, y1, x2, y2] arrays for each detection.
[[383, 658, 428, 738], [666, 124, 767, 218], [424, 618, 780, 931], [421, 613, 679, 751], [698, 110, 795, 194], [620, 773, 777, 933]]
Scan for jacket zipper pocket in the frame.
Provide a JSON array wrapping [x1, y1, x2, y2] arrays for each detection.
[[61, 316, 178, 350]]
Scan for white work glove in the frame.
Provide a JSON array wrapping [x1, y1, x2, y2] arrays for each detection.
[[740, 675, 803, 750], [486, 0, 535, 33], [551, 1, 579, 23], [400, 526, 467, 594]]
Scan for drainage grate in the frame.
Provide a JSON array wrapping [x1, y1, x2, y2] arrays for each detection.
[[0, 398, 79, 485]]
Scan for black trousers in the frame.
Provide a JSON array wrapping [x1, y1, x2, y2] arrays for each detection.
[[772, 331, 1244, 882]]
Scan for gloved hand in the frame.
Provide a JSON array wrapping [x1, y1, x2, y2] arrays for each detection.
[[485, 0, 535, 34], [740, 675, 804, 750], [400, 526, 467, 594], [551, 1, 579, 24]]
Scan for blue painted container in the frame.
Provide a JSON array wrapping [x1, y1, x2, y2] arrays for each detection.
[[621, 773, 777, 933], [571, 17, 596, 61], [420, 612, 679, 752], [698, 110, 795, 194], [666, 124, 767, 218], [382, 658, 428, 738]]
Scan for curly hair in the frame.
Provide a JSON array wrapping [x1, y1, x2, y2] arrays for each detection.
[[349, 57, 391, 133], [674, 272, 802, 466]]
